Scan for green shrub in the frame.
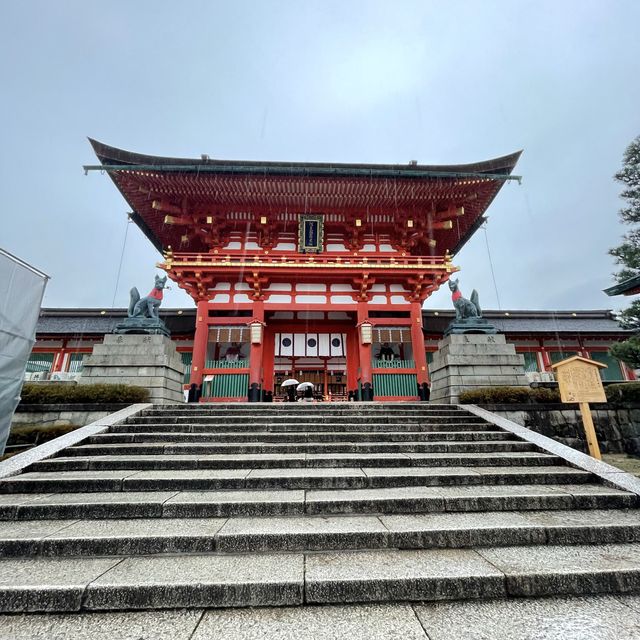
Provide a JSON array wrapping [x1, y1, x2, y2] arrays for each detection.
[[8, 424, 78, 446], [529, 387, 561, 403], [20, 383, 149, 405], [458, 386, 560, 404], [605, 382, 640, 404]]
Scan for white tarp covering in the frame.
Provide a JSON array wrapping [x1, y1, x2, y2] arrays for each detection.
[[0, 249, 48, 455]]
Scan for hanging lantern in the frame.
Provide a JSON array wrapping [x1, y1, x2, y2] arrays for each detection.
[[359, 321, 373, 345], [250, 321, 264, 345]]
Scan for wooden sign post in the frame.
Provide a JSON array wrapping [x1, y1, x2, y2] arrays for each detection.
[[551, 356, 607, 460]]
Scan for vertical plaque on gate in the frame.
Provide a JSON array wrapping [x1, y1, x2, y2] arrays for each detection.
[[298, 214, 324, 253]]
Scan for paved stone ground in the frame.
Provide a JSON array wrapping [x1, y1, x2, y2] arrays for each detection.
[[603, 453, 640, 477], [1, 595, 639, 639]]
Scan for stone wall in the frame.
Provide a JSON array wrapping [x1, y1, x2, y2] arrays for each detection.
[[12, 404, 130, 428], [477, 403, 640, 455]]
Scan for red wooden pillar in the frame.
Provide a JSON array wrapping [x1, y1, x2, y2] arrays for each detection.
[[539, 338, 551, 371], [262, 325, 275, 399], [248, 301, 265, 402], [346, 327, 359, 399], [578, 336, 589, 359], [52, 340, 68, 373], [190, 300, 209, 387], [323, 361, 328, 400], [410, 302, 429, 400], [357, 302, 373, 401]]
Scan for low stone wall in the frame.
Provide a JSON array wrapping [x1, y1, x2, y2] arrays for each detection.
[[477, 403, 640, 455], [12, 404, 130, 428]]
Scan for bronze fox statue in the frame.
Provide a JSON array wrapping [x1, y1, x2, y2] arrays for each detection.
[[128, 275, 167, 320], [449, 278, 481, 320]]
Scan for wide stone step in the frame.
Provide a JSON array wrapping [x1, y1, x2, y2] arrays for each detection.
[[2, 543, 640, 612], [6, 595, 638, 639], [113, 422, 496, 433], [88, 430, 515, 444], [0, 466, 593, 493], [303, 484, 637, 516], [128, 415, 489, 425], [0, 484, 634, 520], [29, 451, 563, 472], [61, 441, 538, 457], [141, 405, 465, 416], [2, 510, 640, 558]]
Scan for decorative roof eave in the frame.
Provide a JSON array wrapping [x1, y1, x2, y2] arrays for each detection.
[[604, 274, 640, 297], [86, 139, 522, 182], [86, 139, 522, 256]]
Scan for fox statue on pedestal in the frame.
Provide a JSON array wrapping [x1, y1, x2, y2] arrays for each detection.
[[449, 278, 481, 320], [128, 275, 167, 320]]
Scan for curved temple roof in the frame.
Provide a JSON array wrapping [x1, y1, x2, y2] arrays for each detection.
[[87, 139, 522, 256], [604, 274, 640, 297], [36, 308, 626, 337]]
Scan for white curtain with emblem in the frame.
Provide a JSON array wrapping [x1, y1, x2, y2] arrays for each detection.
[[276, 333, 345, 357]]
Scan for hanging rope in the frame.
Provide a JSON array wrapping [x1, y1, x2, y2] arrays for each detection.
[[111, 214, 132, 309], [482, 222, 502, 310]]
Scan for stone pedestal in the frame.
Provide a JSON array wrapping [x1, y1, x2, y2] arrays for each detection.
[[429, 334, 529, 404], [113, 316, 170, 337], [79, 334, 184, 404]]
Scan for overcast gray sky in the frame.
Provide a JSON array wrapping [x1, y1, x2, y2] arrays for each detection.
[[1, 0, 639, 313]]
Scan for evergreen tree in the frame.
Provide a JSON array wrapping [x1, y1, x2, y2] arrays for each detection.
[[609, 135, 640, 331], [611, 334, 640, 369], [609, 136, 640, 368]]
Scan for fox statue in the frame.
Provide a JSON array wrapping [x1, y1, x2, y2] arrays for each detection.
[[448, 278, 481, 320], [128, 275, 167, 320]]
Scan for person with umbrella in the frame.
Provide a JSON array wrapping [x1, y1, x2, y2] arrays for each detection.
[[280, 378, 299, 402], [297, 382, 314, 402]]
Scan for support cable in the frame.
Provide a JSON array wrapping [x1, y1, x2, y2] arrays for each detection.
[[111, 214, 132, 309], [482, 222, 502, 310]]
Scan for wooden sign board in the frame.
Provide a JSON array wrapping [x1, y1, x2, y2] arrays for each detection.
[[551, 356, 607, 404], [550, 356, 607, 460]]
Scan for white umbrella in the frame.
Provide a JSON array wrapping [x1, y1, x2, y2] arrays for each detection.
[[281, 379, 300, 387], [296, 382, 314, 390]]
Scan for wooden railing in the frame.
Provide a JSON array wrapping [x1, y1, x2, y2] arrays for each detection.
[[372, 359, 416, 369], [163, 252, 452, 272], [204, 359, 249, 369]]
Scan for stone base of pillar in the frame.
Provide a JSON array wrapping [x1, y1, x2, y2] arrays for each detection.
[[429, 334, 529, 404], [248, 383, 261, 402], [361, 382, 374, 401], [418, 382, 430, 401], [79, 334, 185, 405]]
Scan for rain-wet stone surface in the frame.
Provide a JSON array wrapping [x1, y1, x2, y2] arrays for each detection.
[[305, 548, 506, 603], [216, 515, 387, 552], [414, 594, 640, 640], [84, 553, 304, 609], [0, 557, 122, 612], [478, 543, 640, 596], [162, 489, 306, 517], [0, 608, 203, 640], [38, 518, 226, 555], [193, 603, 429, 640]]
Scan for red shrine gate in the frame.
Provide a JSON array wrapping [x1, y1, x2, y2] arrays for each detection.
[[87, 140, 521, 401]]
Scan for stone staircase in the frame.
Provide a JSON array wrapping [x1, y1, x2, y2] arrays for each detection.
[[1, 403, 640, 616]]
